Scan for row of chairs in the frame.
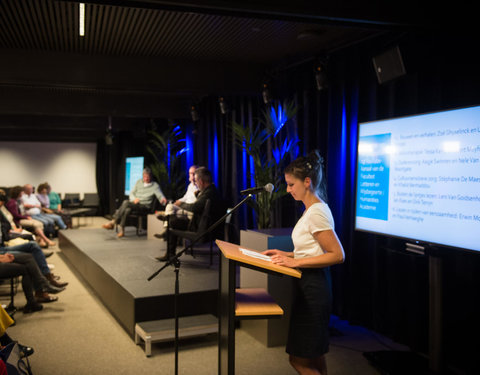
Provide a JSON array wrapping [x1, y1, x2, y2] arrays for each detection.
[[62, 193, 100, 211]]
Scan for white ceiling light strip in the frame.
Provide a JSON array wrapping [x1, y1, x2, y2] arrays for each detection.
[[79, 3, 85, 36]]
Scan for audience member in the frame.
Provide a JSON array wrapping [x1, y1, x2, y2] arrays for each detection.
[[0, 252, 63, 312], [155, 165, 198, 238], [23, 183, 67, 231], [0, 217, 68, 289], [157, 167, 225, 261], [45, 183, 72, 228], [35, 183, 68, 230], [5, 186, 55, 247], [0, 190, 36, 244], [102, 167, 167, 238], [20, 184, 59, 234]]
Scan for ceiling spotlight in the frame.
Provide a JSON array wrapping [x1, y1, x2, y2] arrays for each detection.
[[314, 64, 328, 91], [219, 97, 228, 114], [190, 105, 199, 122], [262, 83, 271, 105]]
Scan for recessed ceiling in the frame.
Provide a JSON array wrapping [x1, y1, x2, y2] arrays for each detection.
[[0, 0, 381, 63]]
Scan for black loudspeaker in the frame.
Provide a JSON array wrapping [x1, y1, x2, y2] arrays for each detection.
[[372, 45, 406, 84]]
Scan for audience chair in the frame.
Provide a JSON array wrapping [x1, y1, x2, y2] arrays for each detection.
[[82, 193, 100, 216], [117, 197, 160, 236], [63, 193, 81, 208]]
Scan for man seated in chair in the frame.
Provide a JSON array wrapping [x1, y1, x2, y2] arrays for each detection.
[[157, 166, 224, 261], [154, 164, 198, 238], [102, 167, 167, 237]]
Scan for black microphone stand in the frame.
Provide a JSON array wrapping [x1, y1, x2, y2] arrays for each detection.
[[147, 194, 253, 375]]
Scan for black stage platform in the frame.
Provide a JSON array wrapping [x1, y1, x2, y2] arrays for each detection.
[[59, 228, 219, 338]]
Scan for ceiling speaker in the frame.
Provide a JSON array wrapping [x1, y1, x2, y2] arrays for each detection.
[[372, 45, 406, 84]]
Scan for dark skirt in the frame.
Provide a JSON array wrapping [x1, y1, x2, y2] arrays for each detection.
[[286, 267, 332, 358]]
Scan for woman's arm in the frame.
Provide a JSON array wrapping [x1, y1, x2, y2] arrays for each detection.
[[269, 230, 344, 269]]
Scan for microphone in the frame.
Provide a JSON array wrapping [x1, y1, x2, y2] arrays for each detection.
[[240, 183, 274, 195]]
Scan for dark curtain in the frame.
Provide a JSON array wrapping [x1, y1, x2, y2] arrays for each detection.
[[95, 140, 109, 216], [324, 31, 480, 374], [96, 124, 148, 215], [191, 30, 480, 373], [93, 29, 480, 374], [192, 95, 266, 236]]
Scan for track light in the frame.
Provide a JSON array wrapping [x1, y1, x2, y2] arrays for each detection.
[[105, 116, 113, 145], [190, 105, 199, 122], [219, 97, 228, 114], [262, 83, 271, 104], [314, 64, 328, 91]]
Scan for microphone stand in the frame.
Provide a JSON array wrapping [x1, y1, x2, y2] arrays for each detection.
[[147, 194, 253, 375]]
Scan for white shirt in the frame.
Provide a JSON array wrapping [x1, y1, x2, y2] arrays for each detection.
[[179, 182, 198, 204], [21, 193, 42, 215], [292, 202, 334, 259]]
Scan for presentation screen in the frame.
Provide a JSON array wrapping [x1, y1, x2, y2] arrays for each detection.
[[355, 105, 480, 252], [125, 156, 144, 195]]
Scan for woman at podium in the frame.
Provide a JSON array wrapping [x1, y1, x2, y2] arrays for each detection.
[[263, 150, 345, 375]]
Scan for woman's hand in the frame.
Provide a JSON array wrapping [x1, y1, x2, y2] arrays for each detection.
[[262, 249, 292, 257], [262, 249, 297, 268], [270, 254, 298, 268]]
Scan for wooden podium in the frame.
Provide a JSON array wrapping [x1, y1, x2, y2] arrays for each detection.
[[216, 240, 301, 375]]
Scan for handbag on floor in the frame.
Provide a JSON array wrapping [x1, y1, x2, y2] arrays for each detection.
[[0, 342, 32, 375]]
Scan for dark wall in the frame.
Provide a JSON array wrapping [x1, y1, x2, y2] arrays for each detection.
[[191, 29, 480, 374], [326, 31, 480, 374]]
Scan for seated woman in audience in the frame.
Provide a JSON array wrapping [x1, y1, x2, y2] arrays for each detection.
[[0, 190, 35, 243], [35, 183, 67, 230], [4, 187, 55, 247], [45, 183, 72, 229], [0, 252, 63, 312]]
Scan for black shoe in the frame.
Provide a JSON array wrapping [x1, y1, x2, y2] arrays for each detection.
[[43, 251, 54, 258], [18, 343, 34, 357], [156, 253, 173, 262], [44, 284, 65, 294], [156, 213, 168, 221], [154, 232, 167, 239], [23, 303, 43, 314]]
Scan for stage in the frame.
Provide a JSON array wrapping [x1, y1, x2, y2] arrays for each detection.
[[58, 227, 219, 338]]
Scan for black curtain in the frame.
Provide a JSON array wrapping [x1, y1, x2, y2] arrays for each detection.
[[192, 30, 480, 373], [324, 31, 480, 373], [94, 29, 480, 374]]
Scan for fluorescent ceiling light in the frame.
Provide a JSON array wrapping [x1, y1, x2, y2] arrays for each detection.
[[79, 3, 85, 37]]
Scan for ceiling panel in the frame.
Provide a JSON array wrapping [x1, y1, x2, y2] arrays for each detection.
[[0, 0, 380, 63]]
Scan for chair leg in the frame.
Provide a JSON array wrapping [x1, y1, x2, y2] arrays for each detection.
[[10, 277, 14, 307], [7, 277, 17, 316], [137, 217, 142, 236]]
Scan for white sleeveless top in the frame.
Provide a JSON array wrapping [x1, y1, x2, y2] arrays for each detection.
[[292, 202, 334, 259]]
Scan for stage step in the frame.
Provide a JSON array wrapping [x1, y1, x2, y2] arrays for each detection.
[[135, 314, 218, 357]]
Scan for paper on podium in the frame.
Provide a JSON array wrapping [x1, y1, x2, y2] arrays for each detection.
[[216, 240, 301, 278], [239, 248, 271, 262]]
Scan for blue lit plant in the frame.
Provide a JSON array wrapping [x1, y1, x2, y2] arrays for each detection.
[[231, 100, 299, 228], [147, 122, 189, 200]]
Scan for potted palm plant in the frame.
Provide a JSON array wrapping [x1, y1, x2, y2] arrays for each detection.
[[147, 122, 189, 200], [231, 100, 299, 228]]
